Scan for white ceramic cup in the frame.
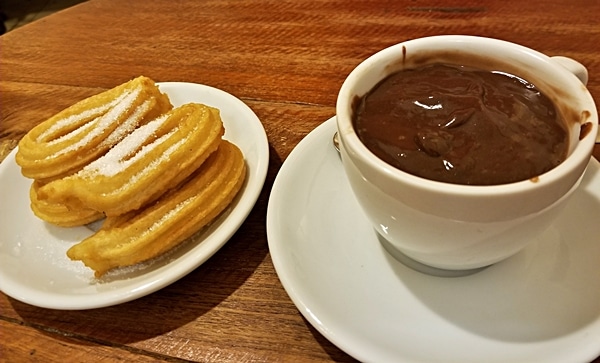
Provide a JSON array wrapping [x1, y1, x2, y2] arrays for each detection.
[[336, 35, 598, 271]]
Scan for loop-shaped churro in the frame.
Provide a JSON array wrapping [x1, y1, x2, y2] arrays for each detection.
[[38, 103, 224, 216], [67, 140, 246, 277], [16, 76, 172, 182]]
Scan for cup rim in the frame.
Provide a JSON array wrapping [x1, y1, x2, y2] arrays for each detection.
[[336, 35, 598, 197]]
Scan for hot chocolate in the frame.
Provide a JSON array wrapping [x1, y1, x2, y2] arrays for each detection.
[[353, 64, 568, 185]]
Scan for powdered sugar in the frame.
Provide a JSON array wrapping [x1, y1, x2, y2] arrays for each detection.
[[79, 112, 176, 179], [37, 90, 131, 143], [106, 136, 186, 195], [46, 121, 96, 148], [99, 99, 152, 148], [37, 103, 112, 143], [44, 88, 142, 159], [141, 197, 196, 238]]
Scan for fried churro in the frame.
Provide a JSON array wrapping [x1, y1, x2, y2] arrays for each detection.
[[38, 103, 224, 216], [16, 76, 172, 182], [67, 140, 246, 277]]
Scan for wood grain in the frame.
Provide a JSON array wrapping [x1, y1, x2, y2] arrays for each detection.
[[0, 0, 599, 362], [0, 320, 166, 362]]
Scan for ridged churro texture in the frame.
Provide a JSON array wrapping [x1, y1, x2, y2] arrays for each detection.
[[16, 76, 172, 182], [67, 140, 246, 277], [37, 103, 224, 216], [29, 181, 104, 227], [15, 76, 247, 277]]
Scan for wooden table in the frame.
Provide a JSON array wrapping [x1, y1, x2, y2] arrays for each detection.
[[1, 1, 599, 362]]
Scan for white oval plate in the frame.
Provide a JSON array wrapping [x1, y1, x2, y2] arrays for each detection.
[[267, 117, 600, 363], [0, 82, 269, 310]]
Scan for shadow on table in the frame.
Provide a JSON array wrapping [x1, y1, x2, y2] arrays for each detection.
[[8, 221, 267, 341]]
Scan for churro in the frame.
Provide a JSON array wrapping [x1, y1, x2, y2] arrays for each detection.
[[67, 140, 246, 277], [37, 103, 224, 216], [16, 76, 172, 182]]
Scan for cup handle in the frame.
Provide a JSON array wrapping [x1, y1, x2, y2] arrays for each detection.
[[550, 57, 600, 143], [550, 56, 589, 85]]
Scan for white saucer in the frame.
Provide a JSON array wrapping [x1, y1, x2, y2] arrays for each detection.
[[0, 82, 269, 310], [267, 117, 600, 363]]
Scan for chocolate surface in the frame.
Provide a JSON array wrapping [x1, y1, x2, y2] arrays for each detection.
[[353, 64, 568, 185]]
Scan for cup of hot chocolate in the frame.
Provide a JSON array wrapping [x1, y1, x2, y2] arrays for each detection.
[[336, 35, 598, 272]]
